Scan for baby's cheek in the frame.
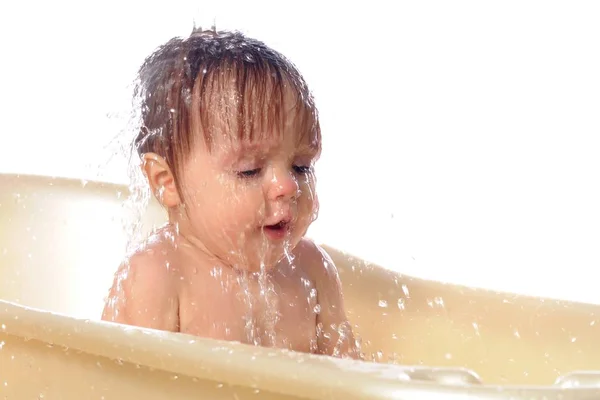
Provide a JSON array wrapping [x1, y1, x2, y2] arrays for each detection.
[[298, 175, 316, 198], [227, 189, 264, 224], [300, 179, 318, 208]]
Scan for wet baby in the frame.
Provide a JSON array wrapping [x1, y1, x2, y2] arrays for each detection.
[[102, 29, 360, 359]]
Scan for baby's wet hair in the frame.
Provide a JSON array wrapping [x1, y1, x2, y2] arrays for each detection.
[[134, 28, 321, 188]]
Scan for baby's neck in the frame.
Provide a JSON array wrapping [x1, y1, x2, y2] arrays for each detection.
[[164, 221, 279, 276]]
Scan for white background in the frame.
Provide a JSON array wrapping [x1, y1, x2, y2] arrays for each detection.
[[1, 1, 599, 303]]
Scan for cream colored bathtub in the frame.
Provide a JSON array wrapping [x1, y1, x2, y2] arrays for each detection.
[[2, 173, 600, 399]]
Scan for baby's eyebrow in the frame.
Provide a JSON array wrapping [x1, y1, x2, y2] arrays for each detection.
[[219, 144, 266, 165], [294, 145, 320, 157], [237, 142, 269, 152], [240, 138, 299, 158]]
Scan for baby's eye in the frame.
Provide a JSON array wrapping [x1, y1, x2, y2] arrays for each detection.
[[236, 168, 261, 178], [293, 165, 312, 175]]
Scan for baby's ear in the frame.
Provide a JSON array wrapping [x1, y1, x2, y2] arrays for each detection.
[[141, 153, 181, 208]]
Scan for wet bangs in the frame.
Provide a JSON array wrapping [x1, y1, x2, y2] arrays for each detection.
[[191, 56, 321, 153]]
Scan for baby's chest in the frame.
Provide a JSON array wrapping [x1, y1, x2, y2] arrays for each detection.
[[179, 274, 318, 351]]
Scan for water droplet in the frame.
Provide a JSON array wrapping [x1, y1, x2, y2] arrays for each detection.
[[445, 353, 452, 360], [591, 320, 596, 326], [513, 329, 521, 338], [472, 322, 480, 336], [171, 375, 179, 380], [378, 300, 388, 308], [571, 337, 577, 343], [1, 324, 5, 330], [397, 298, 405, 310], [401, 284, 410, 298], [216, 383, 224, 389]]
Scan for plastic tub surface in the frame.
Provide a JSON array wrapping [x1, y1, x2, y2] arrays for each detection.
[[2, 173, 600, 399]]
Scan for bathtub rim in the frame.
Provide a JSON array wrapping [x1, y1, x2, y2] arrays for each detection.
[[2, 298, 600, 400]]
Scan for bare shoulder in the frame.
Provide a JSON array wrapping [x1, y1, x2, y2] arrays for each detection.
[[294, 239, 360, 359], [293, 238, 339, 283], [101, 230, 180, 331]]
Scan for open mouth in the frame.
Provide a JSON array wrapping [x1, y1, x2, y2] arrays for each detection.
[[262, 220, 291, 239], [264, 220, 288, 232]]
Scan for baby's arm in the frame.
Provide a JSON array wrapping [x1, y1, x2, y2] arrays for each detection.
[[299, 240, 362, 360], [101, 250, 179, 332]]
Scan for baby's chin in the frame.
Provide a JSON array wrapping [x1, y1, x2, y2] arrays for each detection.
[[217, 230, 302, 272], [228, 247, 296, 273]]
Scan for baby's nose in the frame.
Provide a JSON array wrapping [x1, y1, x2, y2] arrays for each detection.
[[267, 167, 299, 201]]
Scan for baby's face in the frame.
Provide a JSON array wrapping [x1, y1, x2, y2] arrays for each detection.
[[177, 127, 319, 271]]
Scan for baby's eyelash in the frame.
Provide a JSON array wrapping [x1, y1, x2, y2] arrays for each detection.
[[236, 165, 312, 179], [236, 168, 261, 178], [293, 165, 312, 174]]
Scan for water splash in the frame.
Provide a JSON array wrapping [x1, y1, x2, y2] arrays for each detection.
[[86, 75, 153, 257], [282, 240, 295, 266], [237, 272, 258, 346], [257, 260, 281, 347]]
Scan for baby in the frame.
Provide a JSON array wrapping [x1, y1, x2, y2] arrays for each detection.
[[102, 28, 360, 359]]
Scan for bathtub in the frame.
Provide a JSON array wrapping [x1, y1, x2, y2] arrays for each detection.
[[1, 173, 600, 399]]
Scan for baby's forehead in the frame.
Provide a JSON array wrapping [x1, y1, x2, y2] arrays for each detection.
[[214, 135, 317, 159]]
